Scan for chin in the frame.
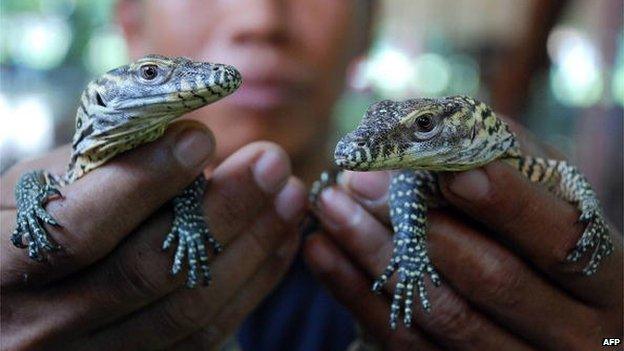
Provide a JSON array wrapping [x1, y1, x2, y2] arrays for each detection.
[[189, 103, 325, 164]]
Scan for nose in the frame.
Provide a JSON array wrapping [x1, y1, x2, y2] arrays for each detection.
[[230, 0, 287, 45]]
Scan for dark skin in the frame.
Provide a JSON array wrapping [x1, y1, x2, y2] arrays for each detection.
[[1, 123, 306, 349], [1, 0, 365, 348], [306, 125, 623, 350], [1, 0, 622, 350]]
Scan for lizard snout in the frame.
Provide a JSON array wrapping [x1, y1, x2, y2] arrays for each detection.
[[334, 138, 372, 170]]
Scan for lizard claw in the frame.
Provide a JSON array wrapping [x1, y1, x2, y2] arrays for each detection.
[[374, 235, 440, 330], [45, 186, 63, 199], [566, 207, 613, 275], [163, 176, 220, 288], [12, 171, 62, 261], [309, 169, 341, 206]]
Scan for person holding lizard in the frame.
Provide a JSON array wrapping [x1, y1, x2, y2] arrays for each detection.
[[1, 1, 621, 350]]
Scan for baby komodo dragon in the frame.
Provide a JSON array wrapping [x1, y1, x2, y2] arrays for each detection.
[[11, 55, 241, 287], [312, 96, 614, 330]]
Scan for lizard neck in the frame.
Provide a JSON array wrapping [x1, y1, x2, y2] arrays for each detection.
[[66, 122, 168, 183], [436, 108, 519, 170], [501, 143, 523, 169], [66, 95, 171, 183]]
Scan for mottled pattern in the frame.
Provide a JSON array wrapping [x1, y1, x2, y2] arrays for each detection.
[[11, 171, 62, 259], [373, 170, 441, 329], [313, 95, 613, 330], [12, 55, 241, 287], [68, 54, 241, 181], [163, 176, 223, 287]]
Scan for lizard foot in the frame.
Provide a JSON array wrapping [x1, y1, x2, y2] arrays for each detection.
[[163, 176, 222, 288], [372, 235, 441, 330], [309, 169, 342, 206], [12, 171, 62, 261], [566, 207, 613, 275]]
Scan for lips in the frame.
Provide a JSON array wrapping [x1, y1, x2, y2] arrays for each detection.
[[227, 79, 303, 110], [210, 51, 313, 111]]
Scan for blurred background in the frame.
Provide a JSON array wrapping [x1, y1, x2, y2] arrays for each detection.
[[0, 0, 622, 229]]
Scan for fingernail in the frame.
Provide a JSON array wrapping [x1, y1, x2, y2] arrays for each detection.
[[447, 168, 491, 201], [319, 188, 360, 229], [174, 128, 214, 169], [275, 178, 305, 222], [345, 171, 389, 201], [253, 150, 290, 194]]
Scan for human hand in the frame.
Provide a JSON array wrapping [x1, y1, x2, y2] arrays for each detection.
[[1, 123, 305, 350], [306, 147, 622, 350]]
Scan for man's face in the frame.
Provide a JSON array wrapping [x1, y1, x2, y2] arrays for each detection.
[[120, 0, 369, 163]]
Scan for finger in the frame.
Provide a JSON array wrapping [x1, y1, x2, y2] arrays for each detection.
[[340, 170, 392, 225], [205, 141, 295, 245], [85, 178, 305, 350], [314, 188, 533, 350], [1, 121, 217, 287], [170, 234, 300, 350], [427, 211, 604, 351], [304, 233, 440, 351], [438, 161, 623, 307], [43, 146, 304, 334], [0, 144, 70, 208]]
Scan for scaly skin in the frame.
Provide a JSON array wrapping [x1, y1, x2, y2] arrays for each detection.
[[12, 55, 241, 288], [311, 95, 613, 330]]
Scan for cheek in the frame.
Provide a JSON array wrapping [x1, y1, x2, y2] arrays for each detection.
[[290, 0, 361, 73]]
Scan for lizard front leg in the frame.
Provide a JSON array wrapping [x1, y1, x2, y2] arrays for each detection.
[[12, 170, 62, 260], [162, 175, 222, 288], [554, 160, 613, 274], [309, 168, 342, 205], [517, 157, 613, 275], [373, 170, 441, 330]]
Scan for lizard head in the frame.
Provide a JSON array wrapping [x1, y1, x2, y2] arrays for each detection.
[[334, 96, 517, 171], [70, 55, 241, 173], [77, 54, 241, 134]]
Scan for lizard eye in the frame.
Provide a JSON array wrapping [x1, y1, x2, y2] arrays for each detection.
[[416, 114, 434, 132], [140, 64, 158, 80], [356, 141, 366, 147]]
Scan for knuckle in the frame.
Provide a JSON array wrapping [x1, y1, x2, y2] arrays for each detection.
[[480, 164, 539, 225], [248, 211, 287, 257], [472, 253, 524, 308], [208, 177, 268, 237], [426, 296, 482, 344], [112, 252, 162, 300], [158, 298, 203, 337]]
